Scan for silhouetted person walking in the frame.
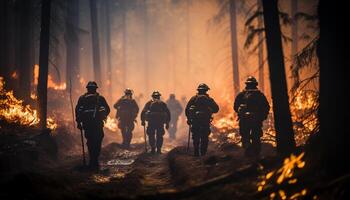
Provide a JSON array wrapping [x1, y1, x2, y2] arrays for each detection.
[[114, 88, 139, 148], [186, 84, 219, 156], [75, 81, 110, 170], [234, 76, 270, 156], [141, 91, 171, 154], [166, 94, 183, 140]]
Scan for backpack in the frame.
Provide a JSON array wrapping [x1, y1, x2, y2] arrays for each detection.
[[188, 95, 212, 123], [146, 100, 167, 123], [116, 99, 135, 121], [80, 93, 107, 122]]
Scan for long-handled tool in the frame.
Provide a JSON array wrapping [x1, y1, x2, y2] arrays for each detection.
[[187, 126, 191, 152], [79, 125, 86, 166], [143, 125, 148, 152]]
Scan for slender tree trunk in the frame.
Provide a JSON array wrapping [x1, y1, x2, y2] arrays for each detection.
[[262, 0, 295, 155], [0, 0, 10, 82], [65, 0, 80, 95], [291, 0, 299, 86], [104, 0, 112, 97], [38, 0, 52, 129], [121, 1, 127, 90], [143, 0, 149, 94], [257, 0, 264, 93], [229, 0, 240, 96], [19, 0, 34, 102], [89, 0, 102, 86]]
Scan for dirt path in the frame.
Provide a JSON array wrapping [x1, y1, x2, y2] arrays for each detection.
[[1, 129, 275, 200]]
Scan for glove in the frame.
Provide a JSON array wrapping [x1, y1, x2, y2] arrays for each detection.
[[165, 123, 169, 130], [141, 121, 146, 126], [77, 123, 82, 130]]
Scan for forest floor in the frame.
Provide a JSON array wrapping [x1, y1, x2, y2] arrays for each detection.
[[1, 124, 332, 200]]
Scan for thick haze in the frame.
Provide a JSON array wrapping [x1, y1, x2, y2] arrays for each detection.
[[51, 0, 318, 113]]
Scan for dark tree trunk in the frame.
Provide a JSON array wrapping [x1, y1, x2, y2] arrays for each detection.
[[38, 0, 52, 129], [262, 0, 295, 155], [89, 0, 102, 86], [19, 0, 34, 102], [104, 0, 113, 96], [0, 0, 10, 82], [143, 0, 149, 94], [229, 0, 240, 96], [257, 0, 265, 93], [65, 0, 80, 95], [316, 0, 346, 175], [291, 0, 299, 86]]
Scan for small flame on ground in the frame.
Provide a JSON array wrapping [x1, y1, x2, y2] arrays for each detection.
[[104, 116, 118, 132]]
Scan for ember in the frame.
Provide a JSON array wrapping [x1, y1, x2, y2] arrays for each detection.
[[257, 153, 307, 199]]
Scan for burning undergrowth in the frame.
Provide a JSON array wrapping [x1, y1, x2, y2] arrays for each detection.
[[0, 77, 57, 130], [210, 89, 319, 147]]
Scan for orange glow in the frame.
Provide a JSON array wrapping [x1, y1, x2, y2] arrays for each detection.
[[34, 64, 66, 90], [0, 77, 57, 130]]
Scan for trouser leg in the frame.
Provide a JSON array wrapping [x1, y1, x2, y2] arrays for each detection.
[[192, 130, 200, 156], [156, 127, 165, 153], [239, 120, 251, 149], [251, 123, 263, 156], [147, 126, 156, 152]]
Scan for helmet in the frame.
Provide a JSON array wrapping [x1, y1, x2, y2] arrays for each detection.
[[86, 81, 98, 88], [169, 94, 175, 99], [245, 76, 258, 85], [124, 88, 133, 95], [197, 83, 210, 91], [151, 91, 161, 98]]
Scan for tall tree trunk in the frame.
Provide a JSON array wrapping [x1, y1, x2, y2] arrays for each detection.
[[19, 0, 34, 102], [89, 0, 102, 86], [257, 0, 264, 93], [229, 0, 240, 96], [121, 0, 127, 90], [38, 0, 52, 129], [0, 0, 10, 83], [262, 0, 295, 155], [143, 0, 149, 94], [65, 0, 80, 96], [291, 0, 299, 86], [104, 0, 112, 97], [317, 0, 346, 175]]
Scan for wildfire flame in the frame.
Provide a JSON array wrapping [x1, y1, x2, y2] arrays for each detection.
[[210, 89, 318, 147], [104, 116, 118, 132], [291, 90, 319, 145], [0, 77, 57, 130], [34, 64, 66, 90]]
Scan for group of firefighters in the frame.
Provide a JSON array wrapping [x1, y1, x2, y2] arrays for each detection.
[[75, 76, 270, 170]]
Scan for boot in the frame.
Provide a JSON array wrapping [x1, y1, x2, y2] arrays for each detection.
[[151, 147, 156, 154], [194, 146, 200, 157], [156, 148, 162, 154]]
